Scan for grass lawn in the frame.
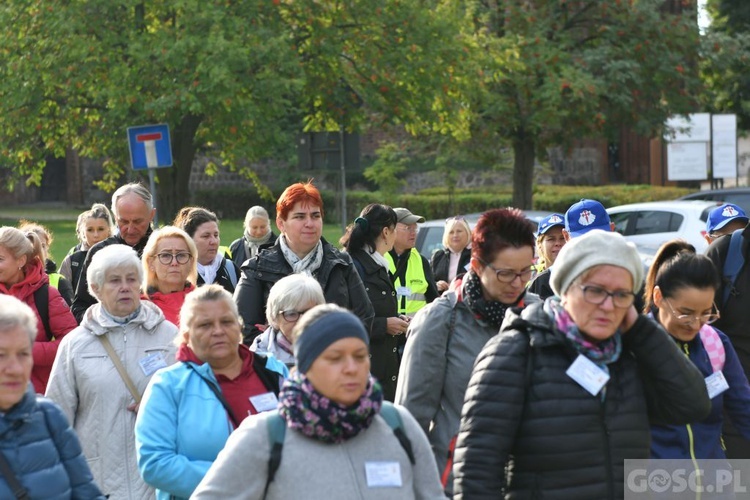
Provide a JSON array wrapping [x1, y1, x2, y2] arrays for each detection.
[[0, 208, 347, 265]]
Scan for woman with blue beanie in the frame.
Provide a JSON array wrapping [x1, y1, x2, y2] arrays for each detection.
[[193, 304, 444, 500]]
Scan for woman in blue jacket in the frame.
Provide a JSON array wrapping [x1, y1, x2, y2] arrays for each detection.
[[645, 240, 750, 459], [135, 285, 288, 500], [0, 294, 103, 499]]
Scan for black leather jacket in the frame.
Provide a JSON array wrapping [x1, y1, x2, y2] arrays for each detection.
[[235, 238, 374, 345]]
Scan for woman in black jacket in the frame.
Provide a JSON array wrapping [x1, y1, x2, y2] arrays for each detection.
[[453, 230, 711, 500], [340, 203, 408, 401], [430, 216, 471, 295]]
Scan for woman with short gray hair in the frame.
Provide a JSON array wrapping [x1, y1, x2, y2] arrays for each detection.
[[46, 244, 177, 499], [229, 206, 277, 269], [250, 273, 325, 367]]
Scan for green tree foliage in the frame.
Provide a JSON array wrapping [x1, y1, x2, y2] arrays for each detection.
[[703, 0, 750, 130], [0, 0, 468, 219], [459, 0, 702, 208]]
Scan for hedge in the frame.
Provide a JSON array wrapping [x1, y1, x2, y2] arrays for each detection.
[[194, 184, 695, 223]]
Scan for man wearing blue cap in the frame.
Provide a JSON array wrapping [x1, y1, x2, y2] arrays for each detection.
[[705, 203, 749, 245], [561, 198, 615, 240], [706, 203, 750, 459]]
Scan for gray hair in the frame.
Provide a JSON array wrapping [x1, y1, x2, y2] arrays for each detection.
[[266, 274, 326, 327], [87, 244, 143, 299], [178, 284, 240, 341], [0, 295, 37, 345], [244, 206, 270, 229], [291, 303, 346, 345], [111, 183, 153, 219]]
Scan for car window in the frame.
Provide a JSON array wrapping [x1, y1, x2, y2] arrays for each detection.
[[417, 226, 443, 259], [633, 211, 683, 234], [609, 212, 631, 235]]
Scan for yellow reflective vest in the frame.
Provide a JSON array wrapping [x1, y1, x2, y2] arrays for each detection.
[[386, 248, 429, 315]]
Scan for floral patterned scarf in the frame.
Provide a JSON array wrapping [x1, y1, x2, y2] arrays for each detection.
[[462, 270, 524, 328], [278, 372, 383, 444]]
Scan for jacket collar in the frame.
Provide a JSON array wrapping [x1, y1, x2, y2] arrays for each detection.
[[81, 300, 167, 336]]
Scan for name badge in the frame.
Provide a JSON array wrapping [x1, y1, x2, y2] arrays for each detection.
[[705, 371, 730, 399], [249, 392, 279, 413], [566, 354, 610, 396], [365, 461, 402, 488], [139, 352, 167, 376], [396, 286, 412, 298]]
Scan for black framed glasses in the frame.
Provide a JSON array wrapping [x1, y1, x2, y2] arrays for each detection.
[[156, 252, 192, 265], [478, 258, 533, 283], [663, 298, 720, 326], [280, 309, 311, 322], [579, 285, 635, 308]]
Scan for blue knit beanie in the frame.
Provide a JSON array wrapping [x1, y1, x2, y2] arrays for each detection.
[[294, 310, 369, 373]]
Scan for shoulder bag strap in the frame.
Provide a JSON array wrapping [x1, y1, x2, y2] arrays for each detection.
[[33, 283, 52, 341], [0, 447, 29, 499], [97, 335, 142, 404], [185, 363, 241, 428]]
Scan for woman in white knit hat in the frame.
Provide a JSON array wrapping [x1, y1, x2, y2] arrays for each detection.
[[452, 229, 712, 499]]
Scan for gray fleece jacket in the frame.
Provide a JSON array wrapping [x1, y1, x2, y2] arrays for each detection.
[[192, 404, 444, 499], [394, 282, 540, 495]]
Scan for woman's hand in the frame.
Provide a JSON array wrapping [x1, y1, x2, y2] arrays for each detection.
[[386, 316, 410, 336], [619, 305, 639, 334], [436, 280, 449, 293]]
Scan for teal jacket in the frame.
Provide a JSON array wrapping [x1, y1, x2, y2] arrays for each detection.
[[135, 349, 288, 500]]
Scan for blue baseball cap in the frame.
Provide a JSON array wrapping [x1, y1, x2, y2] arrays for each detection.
[[706, 203, 748, 234], [564, 199, 611, 237], [536, 213, 565, 237]]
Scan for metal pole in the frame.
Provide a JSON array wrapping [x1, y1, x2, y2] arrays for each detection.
[[149, 168, 158, 226], [340, 126, 347, 234]]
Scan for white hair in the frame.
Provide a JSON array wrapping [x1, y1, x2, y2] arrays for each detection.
[[0, 295, 37, 345], [266, 274, 325, 327], [87, 244, 143, 299]]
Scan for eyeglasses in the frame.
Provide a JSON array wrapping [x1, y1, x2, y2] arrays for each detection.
[[663, 298, 720, 326], [156, 252, 192, 265], [478, 258, 533, 283], [397, 224, 419, 234], [280, 309, 311, 322], [446, 216, 466, 223], [579, 285, 635, 308]]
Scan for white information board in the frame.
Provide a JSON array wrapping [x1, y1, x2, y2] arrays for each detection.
[[667, 142, 708, 181], [665, 114, 711, 142], [712, 114, 737, 178]]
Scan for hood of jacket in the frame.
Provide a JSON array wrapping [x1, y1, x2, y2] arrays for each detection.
[[254, 237, 350, 275], [80, 300, 168, 336], [0, 259, 47, 301], [502, 298, 569, 350]]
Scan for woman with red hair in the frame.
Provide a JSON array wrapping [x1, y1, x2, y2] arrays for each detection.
[[234, 182, 373, 344]]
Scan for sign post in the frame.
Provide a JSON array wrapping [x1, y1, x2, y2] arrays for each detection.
[[127, 124, 173, 226]]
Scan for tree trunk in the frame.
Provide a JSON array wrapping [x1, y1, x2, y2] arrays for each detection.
[[155, 114, 203, 223], [512, 133, 535, 210]]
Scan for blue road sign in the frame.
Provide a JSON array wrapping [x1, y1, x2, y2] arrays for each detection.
[[127, 124, 173, 170]]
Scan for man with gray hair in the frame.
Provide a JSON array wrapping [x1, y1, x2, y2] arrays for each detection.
[[71, 182, 156, 322]]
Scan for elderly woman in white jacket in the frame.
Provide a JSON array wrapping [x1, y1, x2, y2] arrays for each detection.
[[46, 244, 178, 499]]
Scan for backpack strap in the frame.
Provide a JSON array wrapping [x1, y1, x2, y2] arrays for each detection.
[[33, 283, 52, 341], [379, 402, 415, 464], [264, 410, 286, 499], [263, 403, 415, 496], [225, 259, 238, 288], [722, 229, 745, 306], [699, 324, 726, 373]]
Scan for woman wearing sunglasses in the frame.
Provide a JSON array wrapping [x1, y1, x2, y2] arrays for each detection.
[[250, 273, 325, 368], [141, 226, 198, 326], [396, 208, 541, 495], [645, 240, 750, 461]]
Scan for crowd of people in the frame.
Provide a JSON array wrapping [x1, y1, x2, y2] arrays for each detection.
[[1, 179, 749, 499]]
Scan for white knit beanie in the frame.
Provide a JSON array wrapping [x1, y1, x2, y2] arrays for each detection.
[[550, 230, 643, 296]]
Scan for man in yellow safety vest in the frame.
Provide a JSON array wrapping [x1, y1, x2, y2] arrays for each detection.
[[386, 208, 438, 318]]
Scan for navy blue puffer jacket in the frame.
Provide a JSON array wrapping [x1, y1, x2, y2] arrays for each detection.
[[0, 384, 104, 499]]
